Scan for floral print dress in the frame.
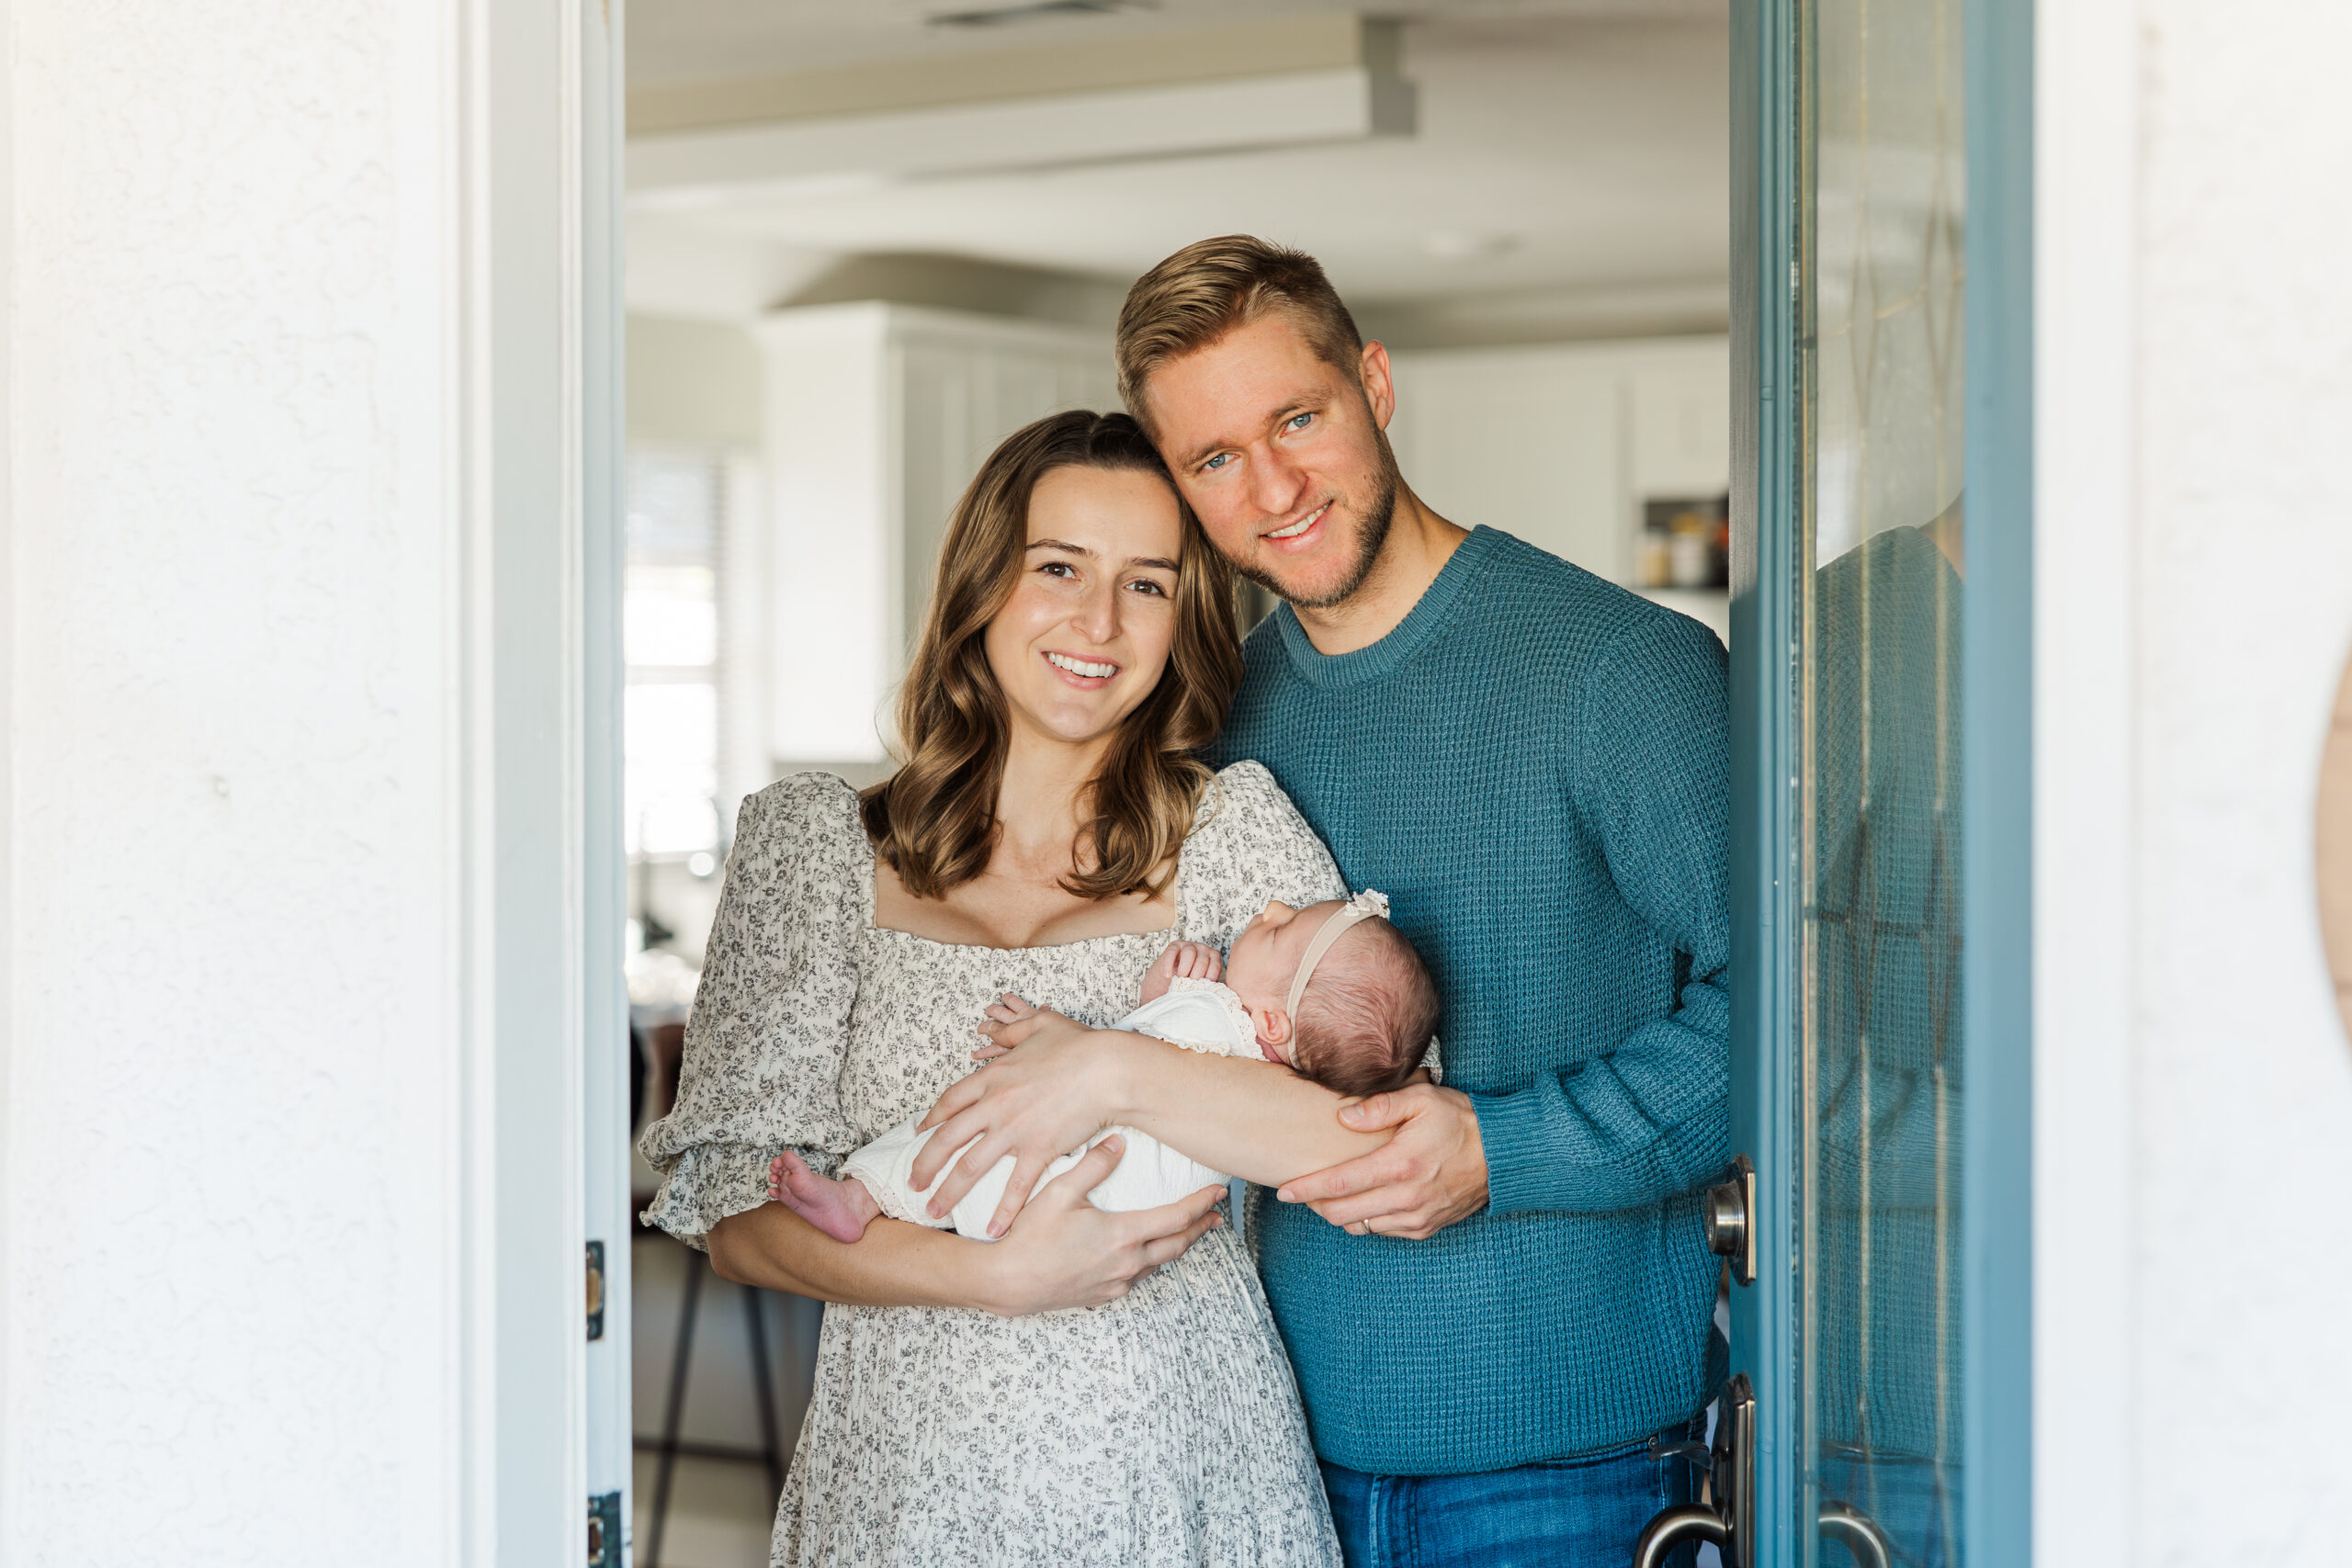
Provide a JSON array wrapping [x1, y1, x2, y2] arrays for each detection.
[[639, 761, 1348, 1567]]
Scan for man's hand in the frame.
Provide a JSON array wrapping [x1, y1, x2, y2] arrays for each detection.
[[1140, 939, 1223, 1002], [913, 1001, 1136, 1235], [1274, 1084, 1488, 1240]]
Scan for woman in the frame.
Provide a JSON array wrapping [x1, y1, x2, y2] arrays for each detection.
[[639, 411, 1374, 1566]]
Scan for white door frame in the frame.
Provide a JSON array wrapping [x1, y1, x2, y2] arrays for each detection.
[[461, 0, 628, 1558], [580, 0, 636, 1549]]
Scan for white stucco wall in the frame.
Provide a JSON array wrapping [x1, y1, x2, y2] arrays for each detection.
[[2, 5, 594, 1563], [2039, 3, 2352, 1562], [2, 4, 460, 1560]]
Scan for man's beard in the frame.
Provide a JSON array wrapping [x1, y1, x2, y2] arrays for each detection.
[[1234, 434, 1401, 611]]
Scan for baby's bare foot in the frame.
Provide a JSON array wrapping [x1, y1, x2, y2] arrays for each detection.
[[768, 1150, 882, 1243]]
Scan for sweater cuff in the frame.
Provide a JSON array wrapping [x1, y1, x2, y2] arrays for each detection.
[[1467, 1087, 1568, 1218]]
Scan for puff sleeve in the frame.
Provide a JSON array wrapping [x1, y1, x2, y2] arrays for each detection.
[[638, 773, 866, 1248], [1180, 761, 1349, 949]]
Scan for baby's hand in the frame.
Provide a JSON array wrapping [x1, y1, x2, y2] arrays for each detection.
[[1163, 941, 1223, 982], [984, 993, 1040, 1026], [1142, 940, 1222, 1001], [974, 993, 1049, 1060]]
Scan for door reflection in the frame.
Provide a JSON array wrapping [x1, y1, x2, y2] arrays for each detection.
[[1798, 0, 1970, 1559]]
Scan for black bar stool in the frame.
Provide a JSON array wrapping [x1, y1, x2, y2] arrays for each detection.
[[639, 1232, 789, 1568]]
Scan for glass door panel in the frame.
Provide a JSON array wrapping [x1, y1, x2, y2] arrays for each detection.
[[1798, 0, 1967, 1562]]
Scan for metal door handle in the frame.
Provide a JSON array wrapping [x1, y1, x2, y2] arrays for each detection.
[[1818, 1500, 1893, 1568], [1629, 1374, 1755, 1568], [1634, 1505, 1727, 1567]]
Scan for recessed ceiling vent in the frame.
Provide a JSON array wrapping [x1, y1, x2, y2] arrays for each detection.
[[926, 0, 1156, 28]]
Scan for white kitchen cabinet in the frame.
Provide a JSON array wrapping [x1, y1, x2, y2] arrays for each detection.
[[757, 303, 1114, 763], [1386, 351, 1625, 581], [1629, 356, 1734, 497], [1387, 335, 1730, 630]]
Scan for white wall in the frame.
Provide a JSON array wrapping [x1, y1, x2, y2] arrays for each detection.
[[2, 5, 600, 1563], [630, 314, 764, 449], [2036, 3, 2352, 1562]]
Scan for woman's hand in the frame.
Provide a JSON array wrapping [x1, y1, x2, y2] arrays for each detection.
[[973, 1136, 1227, 1314], [915, 999, 1139, 1235]]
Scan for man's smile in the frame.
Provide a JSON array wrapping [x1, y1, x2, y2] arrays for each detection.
[[1264, 501, 1332, 545]]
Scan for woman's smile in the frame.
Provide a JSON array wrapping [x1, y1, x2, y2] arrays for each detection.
[[1043, 649, 1121, 686]]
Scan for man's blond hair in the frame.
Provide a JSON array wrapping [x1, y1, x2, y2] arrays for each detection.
[[1114, 236, 1365, 432]]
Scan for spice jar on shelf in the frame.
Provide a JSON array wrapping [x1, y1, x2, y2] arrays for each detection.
[[1668, 509, 1715, 588], [1635, 525, 1674, 589]]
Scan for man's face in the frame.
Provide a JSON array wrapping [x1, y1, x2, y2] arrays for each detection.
[[1142, 312, 1399, 610]]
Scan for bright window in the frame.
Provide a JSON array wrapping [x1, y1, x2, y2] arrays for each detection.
[[624, 450, 725, 862]]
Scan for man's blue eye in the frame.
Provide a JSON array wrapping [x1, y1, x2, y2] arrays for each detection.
[[1203, 453, 1231, 471], [1287, 412, 1314, 431]]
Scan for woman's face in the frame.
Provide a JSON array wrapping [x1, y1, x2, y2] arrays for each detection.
[[983, 464, 1186, 753]]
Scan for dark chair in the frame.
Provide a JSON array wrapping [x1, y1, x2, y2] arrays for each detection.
[[631, 1021, 791, 1568], [639, 1235, 789, 1568]]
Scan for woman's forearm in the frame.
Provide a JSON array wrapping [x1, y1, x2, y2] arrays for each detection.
[[1109, 1040, 1391, 1186], [707, 1201, 1003, 1311]]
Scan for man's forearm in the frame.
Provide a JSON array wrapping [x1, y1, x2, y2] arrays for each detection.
[[708, 1202, 1001, 1311], [1110, 1040, 1390, 1186]]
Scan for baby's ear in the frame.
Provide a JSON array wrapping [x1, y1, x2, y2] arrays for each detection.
[[1255, 1005, 1293, 1050]]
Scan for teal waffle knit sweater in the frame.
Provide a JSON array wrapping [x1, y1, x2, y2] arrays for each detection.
[[1214, 526, 1731, 1477]]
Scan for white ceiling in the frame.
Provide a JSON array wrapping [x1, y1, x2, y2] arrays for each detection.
[[626, 3, 1729, 331], [632, 0, 1724, 85]]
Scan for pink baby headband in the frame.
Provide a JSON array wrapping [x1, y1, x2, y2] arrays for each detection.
[[1284, 889, 1391, 1021]]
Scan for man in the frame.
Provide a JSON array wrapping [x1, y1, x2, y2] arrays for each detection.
[[931, 236, 1729, 1562]]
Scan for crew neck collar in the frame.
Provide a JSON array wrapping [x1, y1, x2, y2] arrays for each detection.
[[1269, 526, 1503, 691]]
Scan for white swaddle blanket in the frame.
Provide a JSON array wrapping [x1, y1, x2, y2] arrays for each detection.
[[842, 977, 1259, 1240]]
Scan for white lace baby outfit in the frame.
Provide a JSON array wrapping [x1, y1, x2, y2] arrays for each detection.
[[639, 762, 1347, 1568], [845, 978, 1264, 1239]]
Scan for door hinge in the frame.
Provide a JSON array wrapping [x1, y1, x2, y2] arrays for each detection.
[[586, 1240, 606, 1341], [587, 1490, 622, 1567]]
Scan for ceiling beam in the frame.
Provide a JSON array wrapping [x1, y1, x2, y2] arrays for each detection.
[[626, 16, 1415, 199], [628, 14, 1395, 136]]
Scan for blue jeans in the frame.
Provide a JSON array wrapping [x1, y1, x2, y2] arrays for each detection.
[[1320, 1419, 1702, 1568]]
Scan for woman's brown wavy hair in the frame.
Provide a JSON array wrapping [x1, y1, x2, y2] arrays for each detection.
[[861, 409, 1242, 901]]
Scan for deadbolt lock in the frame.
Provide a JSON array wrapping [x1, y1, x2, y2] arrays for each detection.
[[1704, 1154, 1756, 1287]]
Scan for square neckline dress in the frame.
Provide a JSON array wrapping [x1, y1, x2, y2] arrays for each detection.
[[640, 761, 1348, 1567]]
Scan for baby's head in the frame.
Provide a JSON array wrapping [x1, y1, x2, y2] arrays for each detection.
[[1224, 893, 1440, 1099]]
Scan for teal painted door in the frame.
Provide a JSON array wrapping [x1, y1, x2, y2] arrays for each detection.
[[1724, 0, 2030, 1562]]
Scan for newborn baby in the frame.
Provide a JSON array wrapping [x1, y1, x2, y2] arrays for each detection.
[[768, 889, 1440, 1244]]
